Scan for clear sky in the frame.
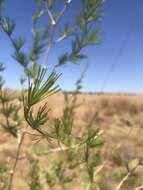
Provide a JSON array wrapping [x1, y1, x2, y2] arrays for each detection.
[[0, 0, 143, 93]]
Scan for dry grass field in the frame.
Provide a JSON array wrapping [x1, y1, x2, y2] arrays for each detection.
[[1, 92, 143, 190]]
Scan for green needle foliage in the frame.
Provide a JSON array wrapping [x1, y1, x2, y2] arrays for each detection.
[[0, 163, 8, 190], [0, 63, 22, 138], [23, 66, 60, 138], [29, 160, 42, 190]]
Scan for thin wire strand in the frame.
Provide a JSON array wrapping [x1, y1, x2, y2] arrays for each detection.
[[99, 4, 138, 93], [100, 27, 132, 92]]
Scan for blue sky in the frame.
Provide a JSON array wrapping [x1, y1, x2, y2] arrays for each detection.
[[0, 0, 143, 93]]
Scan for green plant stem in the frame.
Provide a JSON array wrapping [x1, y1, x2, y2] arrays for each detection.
[[35, 129, 104, 155], [86, 182, 91, 190]]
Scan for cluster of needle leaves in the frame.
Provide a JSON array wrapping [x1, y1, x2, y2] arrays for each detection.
[[23, 66, 60, 139]]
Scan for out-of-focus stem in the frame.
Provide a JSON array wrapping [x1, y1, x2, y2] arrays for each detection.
[[8, 131, 25, 190]]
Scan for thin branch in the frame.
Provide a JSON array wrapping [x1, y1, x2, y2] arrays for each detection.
[[95, 184, 101, 190], [8, 131, 25, 190], [116, 172, 131, 190], [25, 131, 43, 137], [36, 143, 82, 155], [47, 8, 56, 25], [36, 129, 104, 155], [94, 163, 105, 177], [44, 0, 69, 67], [116, 164, 139, 190], [56, 0, 68, 23]]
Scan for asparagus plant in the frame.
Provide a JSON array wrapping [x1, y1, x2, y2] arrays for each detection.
[[0, 0, 106, 190]]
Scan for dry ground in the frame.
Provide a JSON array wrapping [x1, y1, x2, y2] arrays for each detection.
[[1, 92, 143, 190]]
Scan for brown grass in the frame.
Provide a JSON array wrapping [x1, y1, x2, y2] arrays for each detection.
[[1, 92, 143, 189]]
